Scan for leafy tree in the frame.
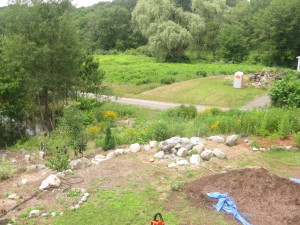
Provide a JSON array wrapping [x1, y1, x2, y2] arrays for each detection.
[[253, 0, 300, 67], [217, 24, 248, 62], [132, 0, 204, 61]]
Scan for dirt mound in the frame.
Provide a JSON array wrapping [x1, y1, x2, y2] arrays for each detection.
[[184, 168, 300, 225]]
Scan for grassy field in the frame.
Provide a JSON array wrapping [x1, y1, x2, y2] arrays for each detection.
[[96, 54, 268, 86], [135, 75, 267, 108]]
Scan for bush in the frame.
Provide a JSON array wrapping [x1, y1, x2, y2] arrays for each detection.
[[0, 155, 15, 180], [196, 70, 207, 77], [103, 127, 115, 151], [166, 105, 198, 119], [269, 72, 300, 108], [149, 121, 173, 141], [46, 153, 70, 172], [160, 77, 175, 85]]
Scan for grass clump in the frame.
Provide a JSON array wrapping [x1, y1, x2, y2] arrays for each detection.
[[0, 155, 15, 180]]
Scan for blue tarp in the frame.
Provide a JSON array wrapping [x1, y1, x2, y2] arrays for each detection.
[[290, 178, 300, 183], [207, 192, 251, 225]]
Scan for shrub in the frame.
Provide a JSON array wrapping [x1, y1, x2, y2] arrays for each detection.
[[0, 155, 15, 180], [150, 121, 173, 141], [103, 127, 115, 151], [46, 153, 70, 172], [166, 105, 198, 119], [268, 72, 300, 108], [160, 77, 175, 85], [196, 70, 207, 77]]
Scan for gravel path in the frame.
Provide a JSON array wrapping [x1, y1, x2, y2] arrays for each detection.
[[240, 94, 271, 110], [85, 93, 270, 111]]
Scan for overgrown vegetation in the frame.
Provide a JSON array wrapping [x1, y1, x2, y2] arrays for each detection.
[[0, 155, 15, 180]]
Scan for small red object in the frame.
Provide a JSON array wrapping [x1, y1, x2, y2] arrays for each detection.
[[151, 213, 165, 225]]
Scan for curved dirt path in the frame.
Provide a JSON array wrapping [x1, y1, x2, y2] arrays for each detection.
[[86, 93, 270, 111]]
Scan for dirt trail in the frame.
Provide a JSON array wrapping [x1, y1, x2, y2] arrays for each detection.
[[240, 94, 271, 110]]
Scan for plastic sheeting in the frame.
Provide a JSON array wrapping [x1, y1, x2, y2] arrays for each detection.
[[207, 192, 251, 225], [290, 178, 300, 183]]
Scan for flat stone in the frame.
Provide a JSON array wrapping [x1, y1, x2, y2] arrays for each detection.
[[91, 155, 107, 165], [180, 137, 190, 145], [70, 206, 75, 211], [168, 163, 177, 168], [176, 160, 189, 166], [69, 157, 91, 170], [190, 137, 206, 145], [114, 149, 125, 155], [74, 204, 80, 209], [81, 196, 88, 202], [106, 151, 115, 159], [51, 212, 56, 217], [42, 213, 47, 217], [149, 158, 154, 162], [84, 193, 89, 197], [212, 148, 227, 159], [21, 179, 28, 185], [208, 136, 225, 143], [39, 151, 45, 160], [7, 194, 19, 200]]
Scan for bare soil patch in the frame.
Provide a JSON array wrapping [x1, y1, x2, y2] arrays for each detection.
[[184, 168, 300, 225]]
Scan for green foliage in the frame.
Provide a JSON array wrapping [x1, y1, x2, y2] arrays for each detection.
[[149, 120, 173, 141], [46, 152, 70, 172], [20, 205, 45, 218], [295, 133, 300, 149], [196, 70, 207, 77], [166, 105, 198, 119], [268, 73, 300, 108], [0, 155, 15, 180], [160, 77, 175, 85], [60, 105, 88, 153], [67, 189, 81, 197], [103, 127, 115, 151]]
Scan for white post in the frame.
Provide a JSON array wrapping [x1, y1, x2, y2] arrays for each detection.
[[297, 56, 300, 72]]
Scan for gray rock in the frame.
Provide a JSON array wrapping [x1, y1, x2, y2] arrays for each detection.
[[149, 158, 154, 162], [24, 154, 31, 163], [244, 139, 249, 143], [208, 136, 225, 143], [64, 169, 73, 175], [149, 141, 157, 148], [36, 164, 47, 170], [169, 136, 181, 144], [130, 143, 141, 153], [91, 155, 107, 165], [69, 157, 91, 170], [154, 151, 165, 159], [212, 148, 227, 159], [70, 206, 75, 211], [7, 194, 19, 200], [160, 141, 176, 154], [51, 212, 56, 217], [226, 135, 238, 147], [74, 204, 80, 209], [78, 201, 83, 205], [252, 147, 258, 151], [167, 163, 177, 168], [29, 210, 40, 218], [180, 137, 190, 145], [42, 213, 47, 217], [84, 193, 90, 197], [183, 143, 195, 151], [81, 196, 88, 202], [192, 144, 204, 153], [174, 144, 182, 150], [190, 154, 201, 165], [56, 172, 65, 178], [176, 160, 189, 166], [114, 149, 125, 155], [39, 175, 61, 190], [200, 150, 214, 161], [26, 165, 37, 173], [39, 151, 45, 160], [190, 137, 206, 145], [106, 151, 115, 159], [177, 148, 188, 157], [143, 145, 151, 151], [21, 179, 28, 185], [19, 148, 26, 155]]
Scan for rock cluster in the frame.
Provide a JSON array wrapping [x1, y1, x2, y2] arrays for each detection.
[[248, 71, 286, 87]]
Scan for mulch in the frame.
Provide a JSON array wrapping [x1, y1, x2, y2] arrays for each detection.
[[184, 168, 300, 225]]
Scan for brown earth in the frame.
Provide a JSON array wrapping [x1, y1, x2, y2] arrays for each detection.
[[184, 168, 300, 225]]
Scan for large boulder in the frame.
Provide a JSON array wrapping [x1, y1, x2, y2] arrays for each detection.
[[200, 150, 214, 161], [208, 136, 225, 143], [180, 137, 190, 145], [154, 151, 165, 159], [130, 143, 141, 153], [212, 148, 227, 159], [39, 175, 61, 190], [190, 155, 201, 165], [69, 157, 91, 170], [177, 147, 188, 157], [226, 135, 238, 147]]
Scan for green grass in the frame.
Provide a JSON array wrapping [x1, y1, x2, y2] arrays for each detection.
[[137, 75, 267, 108], [96, 54, 269, 92]]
